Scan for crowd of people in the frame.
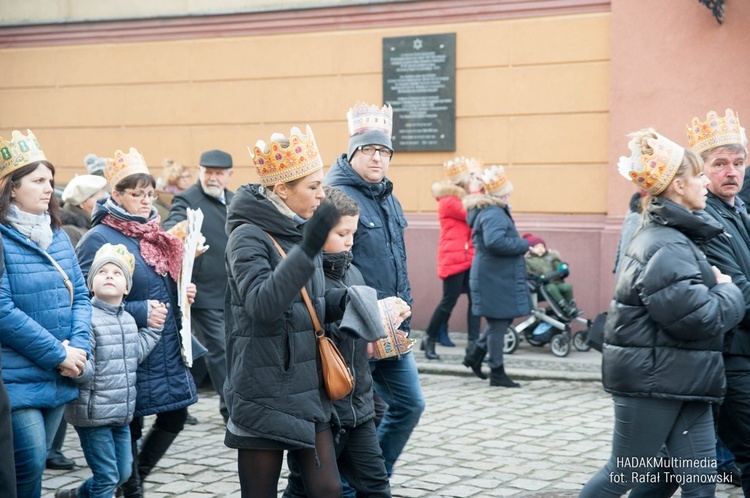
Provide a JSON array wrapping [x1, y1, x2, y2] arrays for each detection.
[[1, 104, 750, 498]]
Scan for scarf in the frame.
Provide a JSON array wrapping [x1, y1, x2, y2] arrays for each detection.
[[99, 198, 184, 281], [7, 204, 54, 251], [262, 186, 308, 225]]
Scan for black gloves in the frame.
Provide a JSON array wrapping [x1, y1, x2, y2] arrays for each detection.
[[300, 201, 341, 258]]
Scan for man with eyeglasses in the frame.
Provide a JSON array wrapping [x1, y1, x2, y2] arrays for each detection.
[[325, 102, 425, 479], [164, 149, 234, 425]]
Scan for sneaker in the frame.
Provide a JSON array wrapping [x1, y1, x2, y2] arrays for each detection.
[[55, 488, 78, 498]]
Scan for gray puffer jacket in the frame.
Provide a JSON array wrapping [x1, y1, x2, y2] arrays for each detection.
[[65, 298, 161, 427]]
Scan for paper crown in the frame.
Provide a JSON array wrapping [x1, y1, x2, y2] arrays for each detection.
[[618, 130, 684, 196], [347, 102, 393, 137], [444, 156, 482, 183], [482, 165, 513, 196], [251, 125, 323, 187], [687, 109, 745, 154], [0, 130, 48, 180], [105, 148, 151, 190]]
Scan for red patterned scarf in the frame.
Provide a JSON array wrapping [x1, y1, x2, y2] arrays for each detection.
[[102, 215, 184, 281]]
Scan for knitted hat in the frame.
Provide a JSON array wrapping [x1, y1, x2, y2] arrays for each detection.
[[523, 233, 545, 248], [104, 148, 151, 191], [0, 130, 48, 180], [347, 102, 393, 161], [199, 149, 233, 169], [88, 243, 136, 292], [84, 154, 108, 177], [61, 175, 108, 206]]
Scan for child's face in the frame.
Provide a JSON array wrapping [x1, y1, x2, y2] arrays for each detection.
[[91, 262, 128, 305], [531, 243, 546, 256], [323, 215, 359, 253]]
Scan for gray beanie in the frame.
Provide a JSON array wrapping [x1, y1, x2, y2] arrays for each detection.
[[347, 130, 393, 162], [84, 154, 108, 177]]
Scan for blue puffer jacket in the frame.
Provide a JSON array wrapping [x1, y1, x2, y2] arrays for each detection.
[[325, 154, 412, 329], [0, 224, 91, 410], [76, 201, 197, 417], [464, 194, 532, 320]]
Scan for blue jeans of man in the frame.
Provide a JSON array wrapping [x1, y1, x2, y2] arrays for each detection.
[[370, 351, 425, 476], [75, 424, 132, 498], [11, 404, 65, 498]]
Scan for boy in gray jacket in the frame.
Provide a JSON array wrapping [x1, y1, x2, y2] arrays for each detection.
[[55, 244, 162, 498]]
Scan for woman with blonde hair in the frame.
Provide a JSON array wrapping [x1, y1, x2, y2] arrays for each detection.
[[579, 129, 744, 497], [160, 159, 191, 195]]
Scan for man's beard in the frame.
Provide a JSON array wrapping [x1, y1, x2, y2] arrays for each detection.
[[203, 184, 223, 199]]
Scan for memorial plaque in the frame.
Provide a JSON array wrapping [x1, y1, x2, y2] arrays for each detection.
[[383, 33, 456, 152]]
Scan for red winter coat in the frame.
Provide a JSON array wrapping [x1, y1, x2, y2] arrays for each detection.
[[433, 181, 475, 279]]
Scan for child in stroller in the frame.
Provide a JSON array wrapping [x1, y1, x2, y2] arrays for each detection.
[[522, 233, 580, 317]]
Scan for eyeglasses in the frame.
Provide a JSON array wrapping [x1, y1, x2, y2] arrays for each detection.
[[121, 190, 159, 200], [358, 146, 393, 158]]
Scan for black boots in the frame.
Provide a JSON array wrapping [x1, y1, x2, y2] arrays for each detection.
[[462, 344, 487, 380], [490, 365, 520, 388], [137, 427, 179, 483], [424, 337, 440, 360], [118, 441, 142, 498]]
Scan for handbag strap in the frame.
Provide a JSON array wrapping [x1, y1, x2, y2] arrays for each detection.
[[264, 232, 324, 333], [43, 252, 74, 307]]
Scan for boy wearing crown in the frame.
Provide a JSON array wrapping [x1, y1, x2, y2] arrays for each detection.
[[55, 244, 162, 498], [325, 102, 425, 477], [688, 109, 750, 494]]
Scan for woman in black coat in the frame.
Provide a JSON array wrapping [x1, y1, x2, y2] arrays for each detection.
[[462, 165, 531, 387], [579, 129, 745, 497], [224, 127, 346, 498]]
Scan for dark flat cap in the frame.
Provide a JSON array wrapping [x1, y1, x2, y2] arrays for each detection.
[[199, 149, 233, 168]]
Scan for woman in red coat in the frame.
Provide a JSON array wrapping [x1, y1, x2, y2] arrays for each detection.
[[423, 157, 483, 361]]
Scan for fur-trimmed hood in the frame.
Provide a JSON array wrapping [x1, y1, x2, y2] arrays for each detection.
[[463, 193, 507, 211], [432, 181, 466, 199]]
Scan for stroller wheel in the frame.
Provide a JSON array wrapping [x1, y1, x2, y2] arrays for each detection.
[[504, 326, 519, 355], [550, 334, 570, 357], [573, 330, 592, 352]]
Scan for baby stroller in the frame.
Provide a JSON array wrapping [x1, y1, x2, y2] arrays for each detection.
[[504, 272, 592, 357]]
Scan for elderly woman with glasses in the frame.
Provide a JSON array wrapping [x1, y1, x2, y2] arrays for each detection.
[[76, 148, 197, 498]]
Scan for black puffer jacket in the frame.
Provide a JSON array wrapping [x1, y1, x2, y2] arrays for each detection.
[[603, 198, 744, 403], [223, 184, 347, 449]]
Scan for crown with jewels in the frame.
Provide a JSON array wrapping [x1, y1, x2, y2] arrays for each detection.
[[0, 129, 48, 179], [347, 102, 393, 137], [482, 165, 513, 196], [687, 108, 745, 154], [251, 125, 323, 187], [618, 130, 684, 196], [104, 147, 151, 191], [444, 156, 482, 183]]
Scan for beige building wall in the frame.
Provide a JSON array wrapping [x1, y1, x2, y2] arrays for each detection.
[[0, 11, 610, 215]]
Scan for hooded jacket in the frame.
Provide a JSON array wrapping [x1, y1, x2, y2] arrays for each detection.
[[603, 198, 744, 402], [325, 155, 412, 328], [65, 298, 161, 427], [464, 194, 531, 320], [76, 200, 197, 417], [432, 181, 474, 280], [224, 184, 347, 449]]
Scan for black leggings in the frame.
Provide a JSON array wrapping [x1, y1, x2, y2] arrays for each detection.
[[237, 428, 342, 498]]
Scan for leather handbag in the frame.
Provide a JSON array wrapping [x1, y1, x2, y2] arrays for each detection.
[[264, 232, 354, 401]]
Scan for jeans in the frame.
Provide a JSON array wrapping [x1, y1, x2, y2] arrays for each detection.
[[370, 351, 425, 476], [475, 318, 511, 369], [579, 396, 717, 498], [75, 424, 132, 498], [11, 404, 65, 498], [191, 308, 228, 421], [425, 270, 481, 343]]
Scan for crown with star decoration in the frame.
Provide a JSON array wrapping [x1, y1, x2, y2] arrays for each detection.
[[347, 102, 393, 137], [687, 108, 746, 154], [618, 129, 684, 196], [105, 147, 151, 190], [250, 125, 323, 187], [0, 129, 48, 179], [482, 165, 513, 197], [444, 156, 482, 183]]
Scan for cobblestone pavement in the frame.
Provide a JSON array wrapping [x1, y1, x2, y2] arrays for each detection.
[[42, 334, 743, 497]]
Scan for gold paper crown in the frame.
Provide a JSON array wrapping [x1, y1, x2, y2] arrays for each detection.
[[618, 130, 684, 196], [0, 130, 48, 180], [482, 165, 512, 196], [251, 125, 323, 187], [347, 102, 393, 137], [687, 109, 745, 154], [93, 243, 135, 277], [444, 156, 483, 183], [105, 148, 151, 190]]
